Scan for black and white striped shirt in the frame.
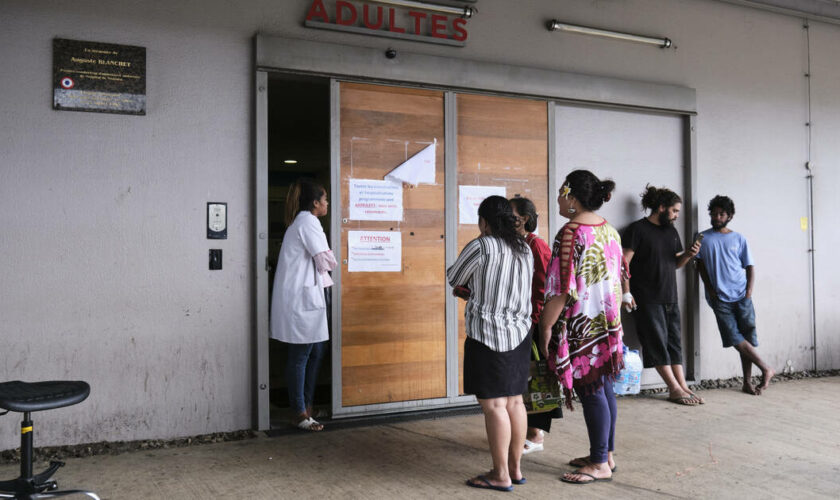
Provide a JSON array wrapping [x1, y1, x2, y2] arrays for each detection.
[[447, 236, 533, 352]]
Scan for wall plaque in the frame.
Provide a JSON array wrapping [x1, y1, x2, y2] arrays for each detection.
[[53, 38, 146, 115]]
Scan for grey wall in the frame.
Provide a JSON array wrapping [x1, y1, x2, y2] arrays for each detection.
[[2, 0, 839, 449], [810, 22, 840, 371]]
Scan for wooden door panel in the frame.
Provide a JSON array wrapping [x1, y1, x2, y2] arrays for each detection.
[[456, 94, 549, 393], [340, 82, 447, 406]]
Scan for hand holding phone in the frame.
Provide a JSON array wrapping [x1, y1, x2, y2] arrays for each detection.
[[689, 233, 703, 255]]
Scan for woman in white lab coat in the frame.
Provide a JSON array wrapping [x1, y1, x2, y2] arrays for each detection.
[[271, 178, 336, 431]]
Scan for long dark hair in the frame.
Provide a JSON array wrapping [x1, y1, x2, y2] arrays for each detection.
[[478, 196, 528, 254], [509, 196, 538, 233], [564, 170, 615, 211], [640, 184, 681, 212], [285, 178, 326, 225]]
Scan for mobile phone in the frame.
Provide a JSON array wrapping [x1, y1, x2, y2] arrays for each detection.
[[694, 233, 704, 243]]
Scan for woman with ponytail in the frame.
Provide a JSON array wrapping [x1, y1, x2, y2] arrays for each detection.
[[447, 195, 533, 492], [270, 178, 336, 432], [538, 170, 627, 484]]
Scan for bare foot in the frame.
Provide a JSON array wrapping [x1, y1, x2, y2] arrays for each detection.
[[668, 389, 699, 405], [742, 383, 758, 395], [526, 428, 544, 443], [569, 455, 616, 470], [756, 368, 775, 394], [467, 471, 511, 490]]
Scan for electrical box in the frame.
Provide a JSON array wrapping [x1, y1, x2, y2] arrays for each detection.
[[207, 202, 227, 239]]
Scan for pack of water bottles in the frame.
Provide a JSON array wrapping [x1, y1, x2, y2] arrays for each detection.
[[613, 345, 643, 395]]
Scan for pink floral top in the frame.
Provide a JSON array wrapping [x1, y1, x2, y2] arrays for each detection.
[[545, 221, 627, 403]]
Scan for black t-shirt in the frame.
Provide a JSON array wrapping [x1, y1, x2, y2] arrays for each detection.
[[622, 218, 683, 304]]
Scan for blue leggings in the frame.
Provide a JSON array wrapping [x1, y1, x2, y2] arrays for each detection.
[[286, 341, 327, 415], [574, 378, 617, 464]]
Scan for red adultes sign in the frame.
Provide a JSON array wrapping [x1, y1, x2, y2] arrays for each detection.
[[304, 0, 471, 46]]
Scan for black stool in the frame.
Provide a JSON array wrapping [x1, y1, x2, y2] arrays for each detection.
[[0, 381, 99, 500]]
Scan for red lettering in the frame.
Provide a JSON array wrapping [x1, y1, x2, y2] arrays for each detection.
[[388, 7, 405, 33], [363, 4, 384, 29], [452, 18, 468, 42], [430, 14, 447, 39], [408, 11, 427, 35], [336, 0, 357, 26], [305, 0, 329, 22]]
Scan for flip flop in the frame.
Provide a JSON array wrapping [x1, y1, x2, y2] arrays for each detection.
[[667, 396, 698, 406], [560, 471, 612, 484], [568, 457, 616, 472], [466, 475, 513, 492], [511, 477, 526, 485]]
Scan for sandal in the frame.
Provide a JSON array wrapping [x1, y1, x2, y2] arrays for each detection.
[[560, 471, 612, 484], [523, 439, 544, 455], [295, 417, 324, 431]]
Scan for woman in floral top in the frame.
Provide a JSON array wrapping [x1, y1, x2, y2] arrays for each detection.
[[538, 170, 626, 485]]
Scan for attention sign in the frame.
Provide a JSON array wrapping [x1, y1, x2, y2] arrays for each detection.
[[53, 38, 146, 115]]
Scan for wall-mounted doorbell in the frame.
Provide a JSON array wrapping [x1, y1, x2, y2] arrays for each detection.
[[207, 202, 227, 239]]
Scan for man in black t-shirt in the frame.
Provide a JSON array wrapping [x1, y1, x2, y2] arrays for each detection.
[[622, 185, 702, 406]]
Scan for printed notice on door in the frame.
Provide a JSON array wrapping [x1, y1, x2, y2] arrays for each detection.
[[348, 231, 402, 272], [349, 179, 403, 221], [459, 185, 507, 225]]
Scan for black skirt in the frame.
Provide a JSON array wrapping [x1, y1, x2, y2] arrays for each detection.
[[464, 332, 531, 399]]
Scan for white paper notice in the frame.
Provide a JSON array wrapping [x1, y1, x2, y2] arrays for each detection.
[[348, 231, 402, 272], [459, 185, 507, 225], [384, 141, 436, 186], [349, 179, 403, 221]]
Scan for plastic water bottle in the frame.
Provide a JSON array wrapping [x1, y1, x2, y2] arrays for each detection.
[[614, 346, 642, 395]]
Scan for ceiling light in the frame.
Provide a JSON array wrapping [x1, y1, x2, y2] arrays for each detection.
[[547, 20, 672, 48], [371, 0, 475, 18], [284, 160, 298, 164]]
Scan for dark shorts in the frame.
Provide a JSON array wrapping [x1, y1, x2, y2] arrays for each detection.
[[633, 302, 683, 368], [464, 333, 531, 399], [709, 296, 758, 348]]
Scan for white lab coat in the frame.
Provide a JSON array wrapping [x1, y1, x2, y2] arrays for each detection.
[[270, 211, 330, 344]]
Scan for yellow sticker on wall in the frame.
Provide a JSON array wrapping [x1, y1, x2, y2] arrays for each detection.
[[801, 217, 808, 231]]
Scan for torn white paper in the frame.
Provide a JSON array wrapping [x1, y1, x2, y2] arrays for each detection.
[[349, 179, 403, 221], [459, 185, 507, 225], [348, 231, 402, 272], [384, 141, 436, 186]]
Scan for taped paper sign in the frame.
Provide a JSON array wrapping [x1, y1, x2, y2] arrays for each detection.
[[349, 179, 403, 221], [348, 231, 402, 272], [459, 185, 507, 225], [385, 141, 436, 186]]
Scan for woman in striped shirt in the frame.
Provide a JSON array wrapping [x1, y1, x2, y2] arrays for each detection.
[[447, 195, 533, 492]]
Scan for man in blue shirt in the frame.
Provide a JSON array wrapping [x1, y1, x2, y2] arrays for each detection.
[[695, 196, 774, 395]]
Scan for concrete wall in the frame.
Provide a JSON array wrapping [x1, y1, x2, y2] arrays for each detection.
[[809, 21, 840, 370], [2, 0, 838, 449], [0, 1, 258, 450]]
